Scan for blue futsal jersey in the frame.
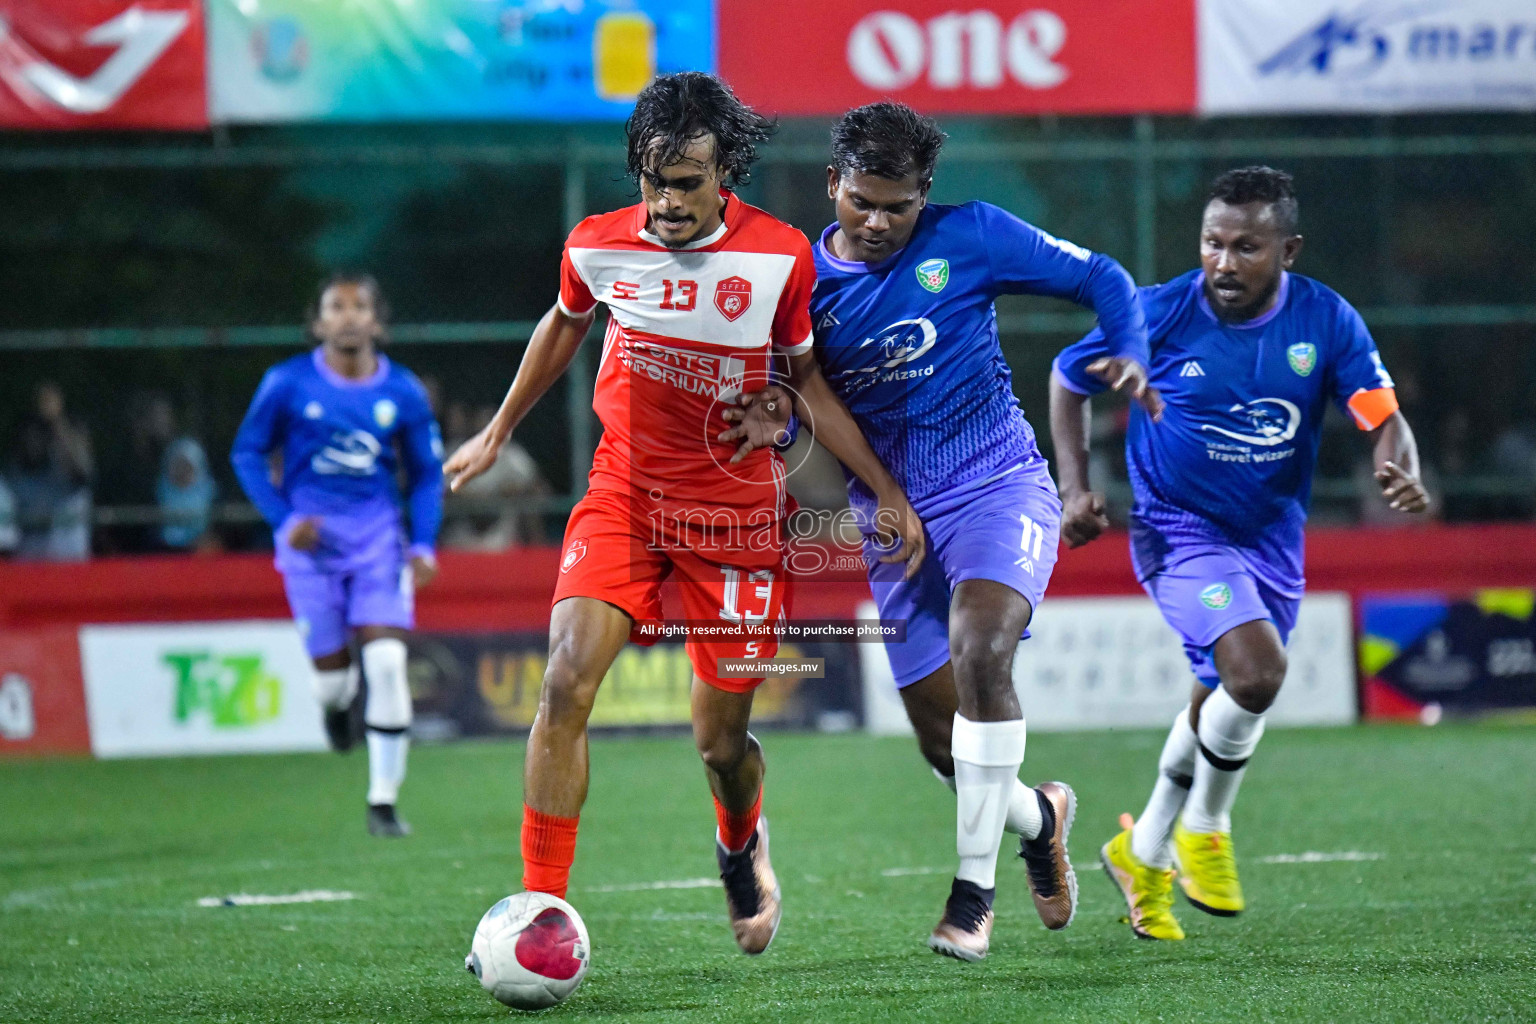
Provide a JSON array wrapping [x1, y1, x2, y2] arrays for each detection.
[[1054, 270, 1399, 594], [231, 349, 444, 572], [811, 201, 1148, 525]]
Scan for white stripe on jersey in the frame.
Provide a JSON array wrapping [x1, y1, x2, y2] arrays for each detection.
[[770, 450, 787, 522], [601, 314, 621, 365], [568, 247, 796, 351]]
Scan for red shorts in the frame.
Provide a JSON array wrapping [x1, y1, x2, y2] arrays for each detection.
[[551, 489, 788, 692]]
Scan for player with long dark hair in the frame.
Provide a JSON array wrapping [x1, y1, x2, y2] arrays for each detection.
[[232, 272, 443, 837], [445, 72, 921, 953]]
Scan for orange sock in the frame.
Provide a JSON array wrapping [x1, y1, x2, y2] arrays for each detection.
[[715, 789, 762, 854], [521, 805, 579, 898]]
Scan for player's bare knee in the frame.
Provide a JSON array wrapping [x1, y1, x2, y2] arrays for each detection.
[[696, 733, 748, 777], [1224, 653, 1285, 712], [537, 659, 601, 727], [950, 632, 1016, 693]]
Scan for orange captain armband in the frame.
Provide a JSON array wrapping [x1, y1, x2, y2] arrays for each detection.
[[1346, 387, 1399, 430]]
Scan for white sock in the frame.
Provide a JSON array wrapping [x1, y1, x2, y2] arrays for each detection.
[[935, 768, 1043, 840], [951, 714, 1028, 890], [362, 638, 412, 806], [1183, 686, 1266, 834], [366, 730, 409, 806], [312, 664, 359, 710], [1131, 705, 1199, 868]]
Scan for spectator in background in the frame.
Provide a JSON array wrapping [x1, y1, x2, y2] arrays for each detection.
[[157, 436, 217, 551], [102, 392, 179, 552], [8, 383, 94, 560], [439, 401, 548, 550], [99, 392, 219, 553]]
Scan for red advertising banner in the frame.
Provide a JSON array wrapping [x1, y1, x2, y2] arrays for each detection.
[[0, 626, 91, 757], [0, 0, 207, 129], [719, 0, 1196, 116]]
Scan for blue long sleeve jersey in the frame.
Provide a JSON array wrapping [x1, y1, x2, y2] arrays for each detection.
[[231, 349, 444, 554], [1054, 270, 1399, 594], [810, 201, 1148, 524]]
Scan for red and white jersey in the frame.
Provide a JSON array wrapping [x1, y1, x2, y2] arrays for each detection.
[[559, 192, 815, 516]]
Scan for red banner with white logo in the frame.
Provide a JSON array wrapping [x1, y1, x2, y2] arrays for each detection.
[[0, 626, 91, 757], [0, 0, 207, 129], [719, 0, 1195, 116]]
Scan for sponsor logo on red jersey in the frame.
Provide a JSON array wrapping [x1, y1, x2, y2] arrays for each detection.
[[620, 341, 747, 400]]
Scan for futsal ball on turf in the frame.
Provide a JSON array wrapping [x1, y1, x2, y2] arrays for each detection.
[[466, 891, 590, 1010]]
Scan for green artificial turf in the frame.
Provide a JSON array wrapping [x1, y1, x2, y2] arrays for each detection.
[[3, 723, 1534, 1023]]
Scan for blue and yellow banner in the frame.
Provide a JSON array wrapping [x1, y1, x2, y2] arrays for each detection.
[[207, 0, 715, 123]]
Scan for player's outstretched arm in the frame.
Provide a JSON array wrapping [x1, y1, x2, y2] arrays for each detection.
[[444, 302, 594, 493], [785, 351, 925, 579], [1370, 411, 1430, 514], [1048, 372, 1110, 548]]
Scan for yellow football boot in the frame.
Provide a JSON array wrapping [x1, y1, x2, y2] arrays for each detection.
[[1099, 827, 1184, 941], [1173, 821, 1245, 916]]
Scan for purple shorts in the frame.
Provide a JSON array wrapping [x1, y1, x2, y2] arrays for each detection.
[[865, 464, 1061, 688], [1142, 546, 1300, 688], [282, 562, 415, 658]]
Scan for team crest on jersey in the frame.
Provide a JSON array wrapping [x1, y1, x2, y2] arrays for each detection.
[[714, 276, 752, 322], [1286, 342, 1317, 377], [916, 258, 949, 293], [373, 399, 398, 428], [561, 538, 587, 574], [303, 401, 324, 419], [1200, 583, 1234, 610]]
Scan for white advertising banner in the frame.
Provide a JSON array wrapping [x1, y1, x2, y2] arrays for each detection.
[[1199, 1, 1536, 114], [80, 622, 328, 758], [863, 593, 1356, 735]]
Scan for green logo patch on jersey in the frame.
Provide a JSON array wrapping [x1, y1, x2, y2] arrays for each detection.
[[1286, 342, 1317, 377], [1200, 583, 1234, 611], [916, 259, 949, 293]]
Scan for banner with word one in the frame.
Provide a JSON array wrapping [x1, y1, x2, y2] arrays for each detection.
[[79, 622, 327, 758], [863, 593, 1356, 734], [1200, 0, 1536, 114], [207, 0, 713, 123], [719, 0, 1197, 116], [0, 0, 207, 129]]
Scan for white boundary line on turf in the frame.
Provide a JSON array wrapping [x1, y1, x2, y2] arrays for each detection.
[[196, 890, 357, 907]]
